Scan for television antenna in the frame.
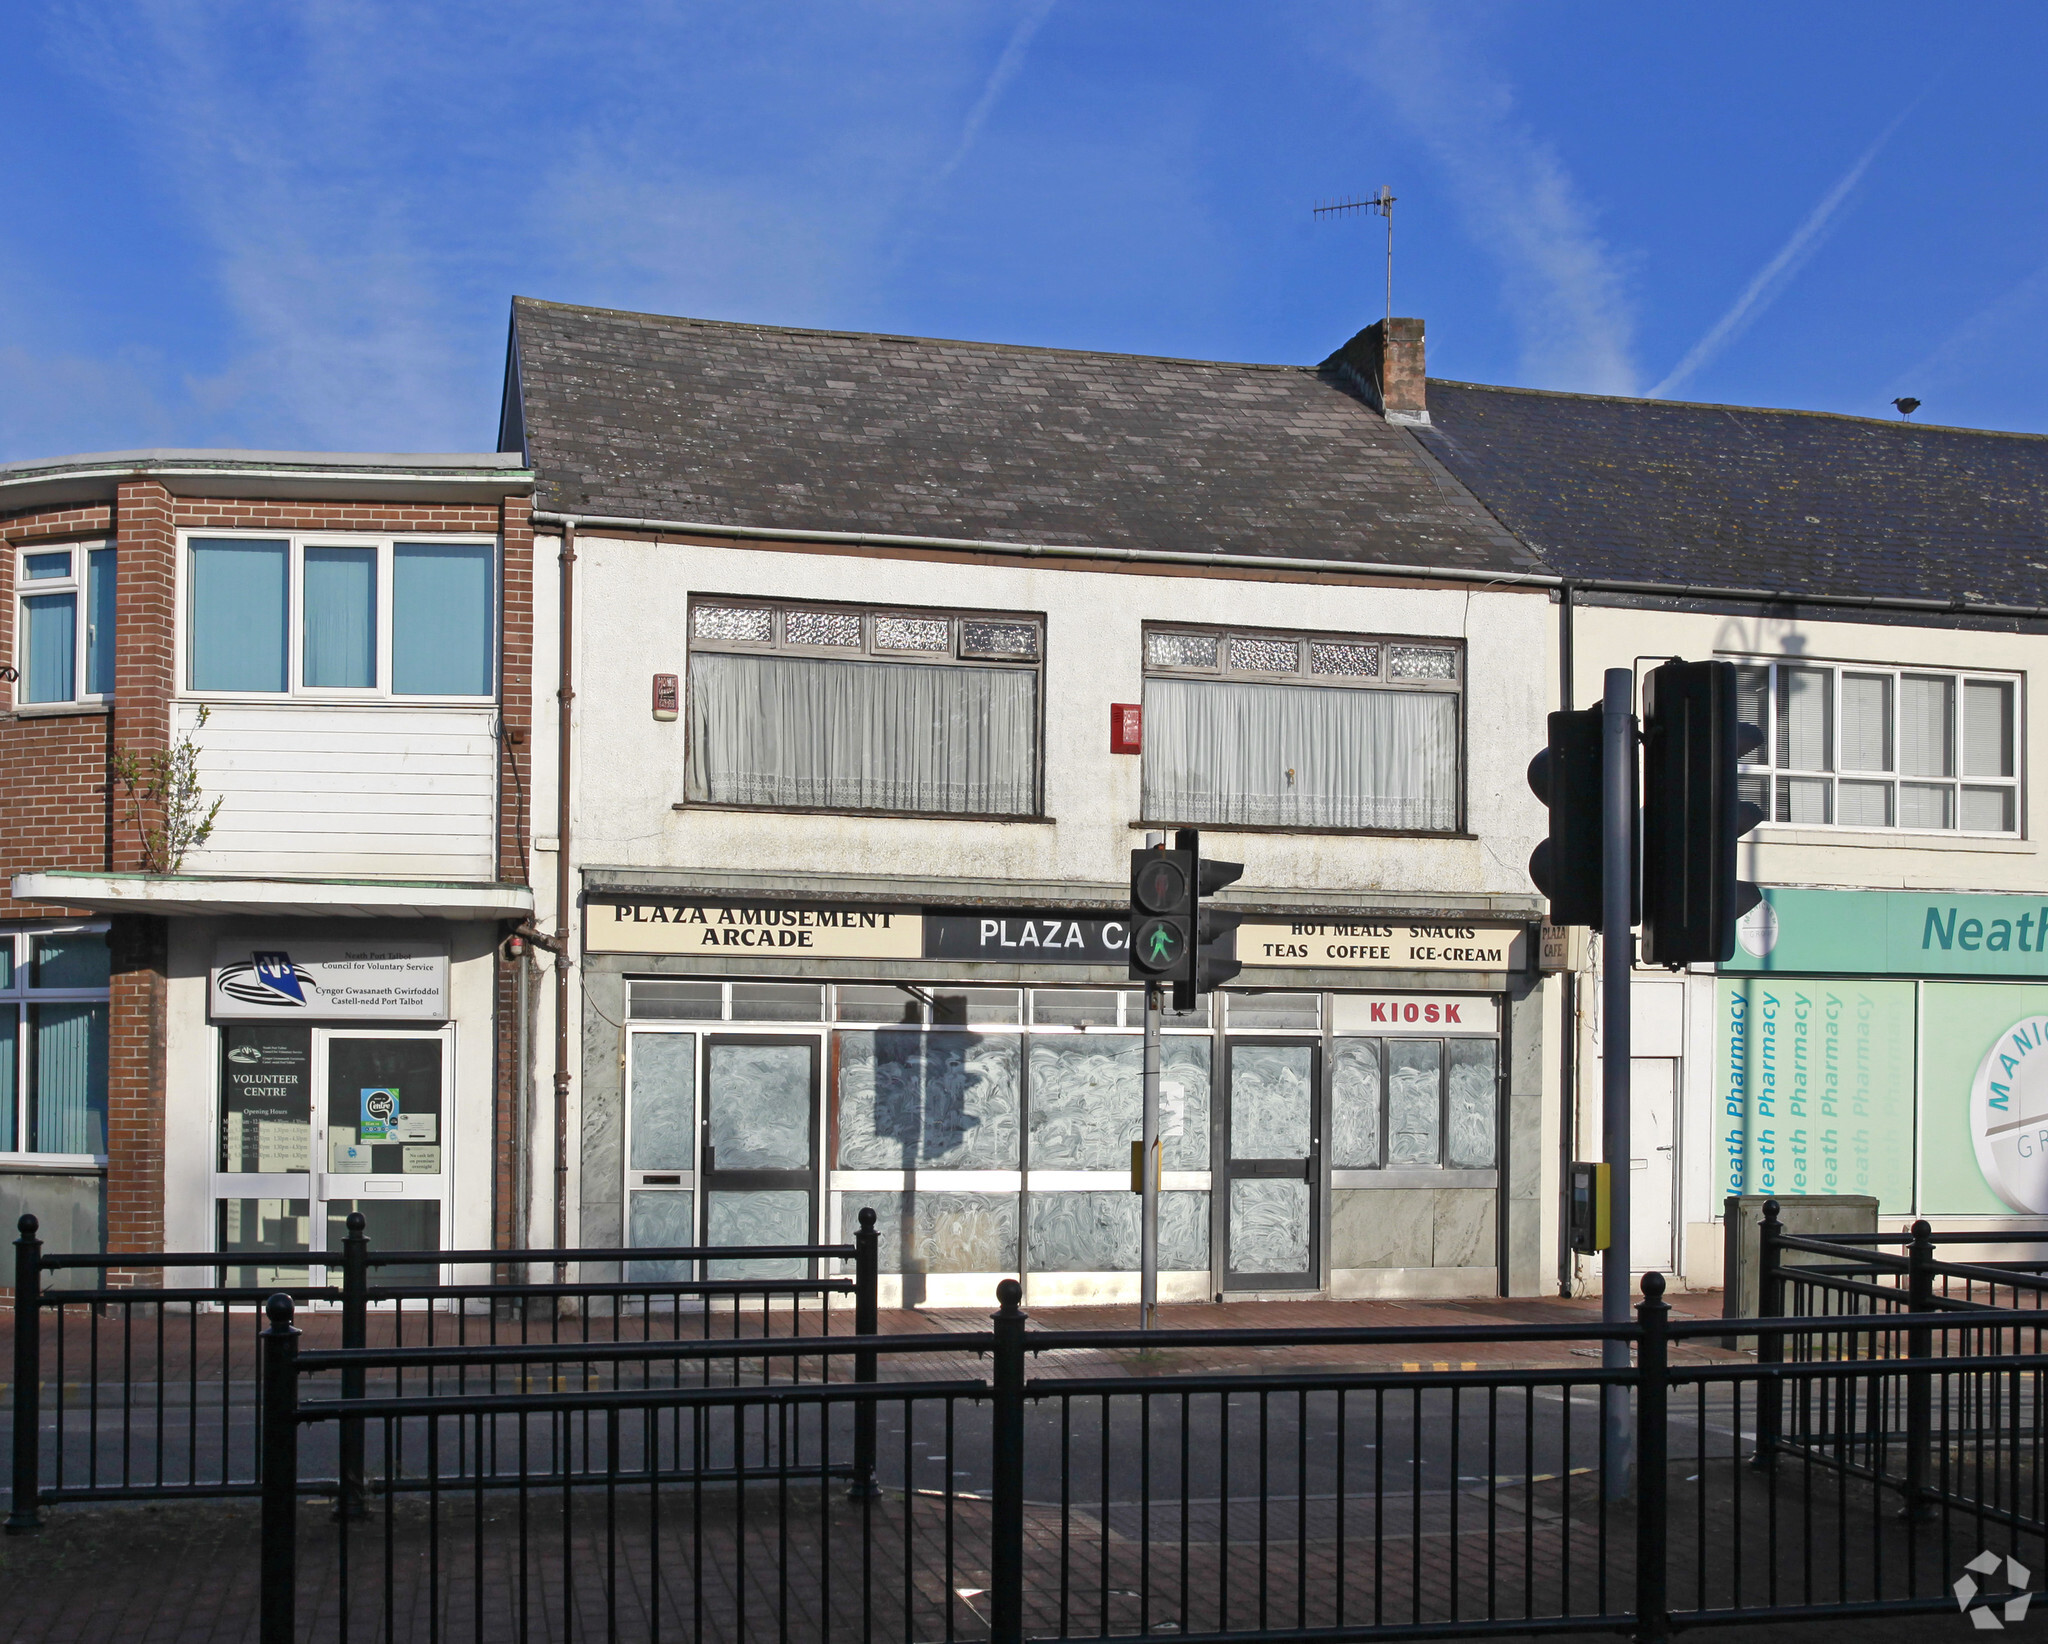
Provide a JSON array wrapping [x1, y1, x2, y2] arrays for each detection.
[[1314, 186, 1396, 330]]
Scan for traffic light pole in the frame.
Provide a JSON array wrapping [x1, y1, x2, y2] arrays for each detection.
[[1601, 667, 1635, 1499], [1141, 981, 1162, 1331]]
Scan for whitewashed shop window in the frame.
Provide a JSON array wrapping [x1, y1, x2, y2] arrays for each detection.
[[686, 598, 1042, 817], [1330, 1036, 1496, 1170], [182, 532, 497, 700], [1142, 623, 1460, 831], [0, 927, 110, 1160], [15, 544, 114, 706], [1732, 659, 2021, 834]]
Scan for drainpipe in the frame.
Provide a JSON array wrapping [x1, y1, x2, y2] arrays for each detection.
[[553, 520, 577, 1285]]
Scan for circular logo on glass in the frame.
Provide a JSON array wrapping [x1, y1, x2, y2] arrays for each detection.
[[1737, 899, 1779, 958], [1970, 1016, 2048, 1213]]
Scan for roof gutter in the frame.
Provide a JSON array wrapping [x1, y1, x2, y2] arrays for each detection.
[[531, 508, 2048, 623]]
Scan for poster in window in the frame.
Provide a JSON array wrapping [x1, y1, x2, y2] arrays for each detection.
[[219, 1024, 312, 1174]]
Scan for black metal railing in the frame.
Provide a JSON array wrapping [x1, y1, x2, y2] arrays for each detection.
[[1751, 1198, 2048, 1535], [247, 1270, 2048, 1644], [6, 1207, 880, 1531]]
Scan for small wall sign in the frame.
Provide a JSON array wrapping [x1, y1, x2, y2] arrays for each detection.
[[652, 673, 680, 721], [1110, 703, 1142, 754]]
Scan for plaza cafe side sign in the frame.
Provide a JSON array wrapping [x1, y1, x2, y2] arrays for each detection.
[[585, 899, 1529, 972]]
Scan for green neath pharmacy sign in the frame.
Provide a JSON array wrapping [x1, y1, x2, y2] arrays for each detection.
[[1719, 889, 2048, 1218]]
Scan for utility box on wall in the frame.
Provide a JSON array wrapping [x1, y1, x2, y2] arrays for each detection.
[[1721, 1193, 1879, 1337], [1110, 703, 1142, 754]]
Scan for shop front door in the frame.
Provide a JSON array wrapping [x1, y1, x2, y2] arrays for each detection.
[[701, 1036, 819, 1278], [317, 1031, 449, 1283], [1223, 1039, 1321, 1289]]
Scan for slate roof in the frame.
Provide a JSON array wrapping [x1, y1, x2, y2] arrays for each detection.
[[1419, 380, 2048, 610], [504, 297, 1534, 572]]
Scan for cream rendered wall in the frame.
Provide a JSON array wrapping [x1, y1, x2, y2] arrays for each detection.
[[1569, 602, 2047, 1293], [558, 533, 1554, 897]]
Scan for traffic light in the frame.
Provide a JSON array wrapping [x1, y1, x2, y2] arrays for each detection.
[[1639, 659, 1765, 966], [1527, 708, 1607, 927], [1128, 845, 1194, 983], [1177, 827, 1242, 1011], [1127, 829, 1243, 1005]]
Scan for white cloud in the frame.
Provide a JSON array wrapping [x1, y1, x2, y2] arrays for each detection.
[[1650, 100, 1918, 399], [1328, 6, 1639, 394]]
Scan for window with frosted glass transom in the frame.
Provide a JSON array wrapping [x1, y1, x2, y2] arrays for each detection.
[[1142, 622, 1461, 832], [687, 597, 1043, 817]]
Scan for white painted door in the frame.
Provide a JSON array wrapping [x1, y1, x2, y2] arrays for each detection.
[[1630, 1058, 1676, 1275]]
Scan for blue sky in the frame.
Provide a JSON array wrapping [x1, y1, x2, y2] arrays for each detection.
[[6, 2, 2046, 459]]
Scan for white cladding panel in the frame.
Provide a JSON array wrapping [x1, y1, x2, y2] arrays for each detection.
[[176, 703, 498, 880]]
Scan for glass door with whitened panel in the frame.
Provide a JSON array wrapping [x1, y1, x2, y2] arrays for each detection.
[[1223, 1039, 1321, 1289], [317, 1031, 449, 1284], [703, 1036, 819, 1278]]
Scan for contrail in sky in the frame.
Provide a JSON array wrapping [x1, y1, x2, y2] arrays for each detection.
[[934, 0, 1057, 187], [1649, 97, 1922, 399]]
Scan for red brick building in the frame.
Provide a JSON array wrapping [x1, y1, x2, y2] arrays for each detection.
[[0, 450, 534, 1277]]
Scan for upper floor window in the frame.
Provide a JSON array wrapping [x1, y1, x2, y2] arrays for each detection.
[[686, 598, 1042, 818], [184, 534, 496, 699], [1142, 624, 1461, 832], [0, 926, 109, 1159], [15, 544, 115, 706], [1733, 659, 2021, 834]]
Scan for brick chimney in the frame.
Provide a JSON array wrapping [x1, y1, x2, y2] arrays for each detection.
[[1321, 318, 1428, 426]]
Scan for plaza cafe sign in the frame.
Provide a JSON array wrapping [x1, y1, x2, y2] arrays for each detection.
[[585, 899, 1530, 971]]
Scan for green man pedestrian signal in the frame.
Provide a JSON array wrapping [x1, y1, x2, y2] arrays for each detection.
[[1640, 658, 1765, 966], [1130, 831, 1244, 1001], [1129, 847, 1195, 983]]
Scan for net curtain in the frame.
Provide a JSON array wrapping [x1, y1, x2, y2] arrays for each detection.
[[1142, 677, 1457, 830], [688, 653, 1038, 815]]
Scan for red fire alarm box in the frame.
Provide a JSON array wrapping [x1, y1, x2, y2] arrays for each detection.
[[652, 673, 679, 721], [1111, 703, 1142, 754]]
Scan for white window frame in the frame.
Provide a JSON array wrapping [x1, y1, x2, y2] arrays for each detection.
[[0, 922, 111, 1166], [174, 529, 500, 705], [14, 541, 114, 708], [1730, 655, 2024, 837]]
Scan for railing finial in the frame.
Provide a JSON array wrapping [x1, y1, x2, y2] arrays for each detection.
[[265, 1292, 295, 1331], [858, 1206, 876, 1231], [1641, 1269, 1666, 1301], [15, 1213, 36, 1238], [996, 1277, 1023, 1313]]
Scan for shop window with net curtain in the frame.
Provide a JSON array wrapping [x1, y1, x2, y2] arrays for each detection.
[[685, 599, 1042, 817], [1733, 659, 2020, 834], [185, 534, 496, 697], [0, 929, 110, 1158], [1141, 625, 1462, 831]]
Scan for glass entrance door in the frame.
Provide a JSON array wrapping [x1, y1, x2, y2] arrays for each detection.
[[216, 1022, 315, 1288], [702, 1037, 818, 1278], [1223, 1039, 1321, 1289], [318, 1031, 448, 1283]]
